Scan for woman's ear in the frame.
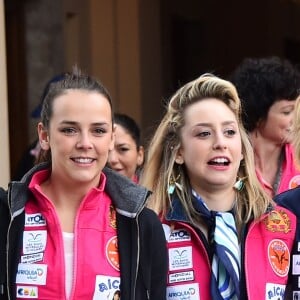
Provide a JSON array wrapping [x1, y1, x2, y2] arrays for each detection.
[[109, 124, 116, 151], [137, 146, 144, 166], [38, 122, 50, 150], [175, 148, 184, 164]]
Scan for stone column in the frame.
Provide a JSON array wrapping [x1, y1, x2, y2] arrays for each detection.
[[0, 0, 11, 187]]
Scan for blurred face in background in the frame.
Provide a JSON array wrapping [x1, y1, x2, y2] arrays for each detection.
[[108, 124, 144, 181], [257, 99, 295, 144]]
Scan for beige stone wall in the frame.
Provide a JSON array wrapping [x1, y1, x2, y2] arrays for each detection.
[[25, 0, 65, 142], [63, 0, 144, 126], [0, 0, 10, 188]]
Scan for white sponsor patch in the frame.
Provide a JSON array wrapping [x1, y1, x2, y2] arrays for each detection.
[[298, 242, 300, 252], [25, 213, 46, 227], [293, 255, 300, 275], [23, 231, 47, 254], [293, 291, 300, 299], [16, 286, 38, 298], [169, 246, 193, 271], [21, 253, 44, 264], [169, 270, 194, 283], [265, 283, 285, 300], [166, 283, 200, 300], [163, 224, 171, 240], [16, 285, 38, 299], [16, 264, 47, 285], [92, 275, 121, 300], [168, 229, 191, 243]]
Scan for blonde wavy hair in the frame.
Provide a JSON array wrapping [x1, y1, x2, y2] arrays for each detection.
[[293, 96, 300, 167], [141, 73, 272, 229]]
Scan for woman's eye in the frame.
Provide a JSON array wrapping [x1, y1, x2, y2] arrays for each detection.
[[225, 129, 236, 136], [61, 128, 76, 135], [197, 131, 210, 137], [282, 110, 292, 116], [94, 128, 106, 135]]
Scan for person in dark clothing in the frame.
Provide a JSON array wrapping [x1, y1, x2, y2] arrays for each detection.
[[13, 73, 67, 180]]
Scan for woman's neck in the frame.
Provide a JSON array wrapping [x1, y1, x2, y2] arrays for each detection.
[[194, 187, 236, 212], [250, 131, 283, 185], [40, 177, 94, 232]]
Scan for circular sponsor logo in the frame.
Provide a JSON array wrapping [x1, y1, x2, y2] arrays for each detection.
[[289, 175, 300, 189], [106, 236, 120, 271], [268, 239, 290, 277]]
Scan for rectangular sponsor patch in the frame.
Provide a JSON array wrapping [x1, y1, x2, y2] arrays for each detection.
[[25, 214, 46, 227], [23, 231, 47, 255], [21, 253, 44, 264], [293, 255, 300, 275], [169, 270, 194, 283], [293, 291, 300, 299], [16, 264, 47, 285], [168, 229, 191, 243], [265, 283, 285, 300], [169, 246, 193, 271], [16, 286, 38, 298], [92, 275, 120, 300], [166, 283, 199, 300]]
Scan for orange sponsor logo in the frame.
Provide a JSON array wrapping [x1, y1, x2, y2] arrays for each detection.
[[268, 239, 290, 277], [264, 210, 291, 233], [106, 236, 120, 271], [289, 175, 300, 189]]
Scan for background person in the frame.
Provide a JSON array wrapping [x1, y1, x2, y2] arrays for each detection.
[[275, 96, 300, 298], [12, 73, 67, 181], [0, 68, 167, 300], [229, 56, 300, 197], [141, 73, 297, 299], [107, 113, 144, 183]]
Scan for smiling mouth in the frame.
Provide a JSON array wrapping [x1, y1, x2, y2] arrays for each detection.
[[72, 158, 94, 163], [208, 158, 230, 166]]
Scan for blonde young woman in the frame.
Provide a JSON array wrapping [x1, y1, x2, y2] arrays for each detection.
[[141, 74, 297, 299]]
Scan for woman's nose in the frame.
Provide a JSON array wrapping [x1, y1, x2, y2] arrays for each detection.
[[108, 149, 119, 164], [212, 134, 227, 150], [76, 133, 93, 149]]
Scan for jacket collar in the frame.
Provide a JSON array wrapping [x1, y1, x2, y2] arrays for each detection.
[[8, 163, 150, 219], [165, 193, 190, 223]]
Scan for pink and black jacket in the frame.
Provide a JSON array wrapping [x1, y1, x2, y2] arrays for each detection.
[[0, 163, 167, 300], [163, 194, 297, 300]]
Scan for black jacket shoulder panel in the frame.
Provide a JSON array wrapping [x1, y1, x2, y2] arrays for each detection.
[[0, 188, 9, 298], [117, 208, 167, 300], [275, 186, 300, 218]]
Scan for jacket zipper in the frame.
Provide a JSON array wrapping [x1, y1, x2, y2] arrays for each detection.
[[133, 192, 149, 300], [68, 213, 79, 300], [244, 220, 258, 300], [133, 216, 140, 300]]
